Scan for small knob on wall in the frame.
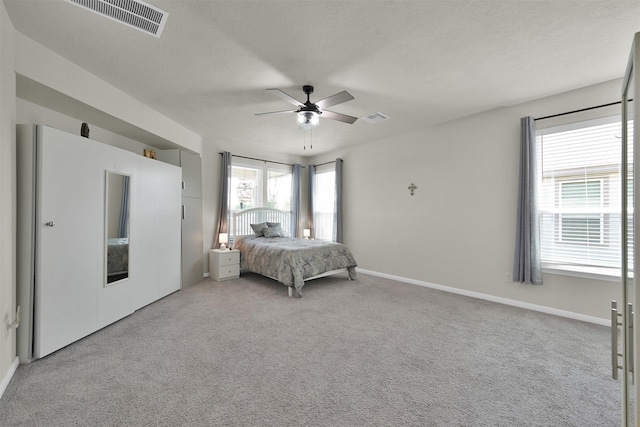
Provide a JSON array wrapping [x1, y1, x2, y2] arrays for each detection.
[[45, 221, 55, 227]]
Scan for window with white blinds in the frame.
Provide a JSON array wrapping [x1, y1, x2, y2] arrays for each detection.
[[536, 117, 633, 275]]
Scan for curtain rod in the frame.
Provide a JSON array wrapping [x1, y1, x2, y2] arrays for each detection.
[[220, 153, 305, 168], [534, 100, 632, 122], [314, 160, 336, 167]]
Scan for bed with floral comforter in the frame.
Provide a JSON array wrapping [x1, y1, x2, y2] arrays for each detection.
[[233, 235, 357, 297]]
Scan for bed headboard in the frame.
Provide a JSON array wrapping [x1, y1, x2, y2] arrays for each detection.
[[232, 208, 292, 238]]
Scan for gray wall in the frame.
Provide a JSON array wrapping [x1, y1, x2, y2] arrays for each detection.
[[306, 79, 622, 321], [0, 0, 16, 388], [17, 99, 158, 155]]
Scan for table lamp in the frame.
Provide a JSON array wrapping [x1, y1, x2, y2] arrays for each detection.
[[219, 233, 228, 250]]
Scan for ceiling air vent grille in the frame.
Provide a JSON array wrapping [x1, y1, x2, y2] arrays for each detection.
[[68, 0, 169, 37], [362, 112, 390, 124]]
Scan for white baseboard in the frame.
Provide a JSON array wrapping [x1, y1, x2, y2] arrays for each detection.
[[0, 357, 19, 400], [357, 269, 609, 327]]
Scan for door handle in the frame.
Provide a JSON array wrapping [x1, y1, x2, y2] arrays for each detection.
[[45, 221, 55, 227], [612, 300, 622, 380], [628, 303, 634, 376]]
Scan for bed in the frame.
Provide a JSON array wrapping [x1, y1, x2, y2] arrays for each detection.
[[231, 208, 357, 297]]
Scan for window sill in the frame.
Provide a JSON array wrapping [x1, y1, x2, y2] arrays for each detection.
[[542, 265, 623, 283]]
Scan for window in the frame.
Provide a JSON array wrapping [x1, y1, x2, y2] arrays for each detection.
[[313, 166, 335, 241], [267, 169, 291, 212], [229, 160, 293, 240], [537, 116, 633, 276], [558, 179, 604, 244], [230, 161, 292, 212], [231, 164, 262, 211]]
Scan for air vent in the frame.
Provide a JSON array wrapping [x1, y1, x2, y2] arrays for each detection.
[[68, 0, 169, 37], [362, 112, 390, 124]]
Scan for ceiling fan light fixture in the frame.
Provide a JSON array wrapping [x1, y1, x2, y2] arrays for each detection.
[[297, 111, 319, 128], [257, 85, 357, 128]]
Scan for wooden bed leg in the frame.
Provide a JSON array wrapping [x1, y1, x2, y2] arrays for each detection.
[[288, 287, 293, 297]]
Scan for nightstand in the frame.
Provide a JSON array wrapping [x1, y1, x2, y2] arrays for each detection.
[[209, 249, 240, 281]]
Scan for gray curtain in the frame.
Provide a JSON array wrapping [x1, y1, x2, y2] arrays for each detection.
[[334, 158, 343, 243], [214, 151, 232, 248], [513, 117, 543, 285], [117, 177, 130, 239], [308, 164, 316, 238], [291, 163, 302, 237]]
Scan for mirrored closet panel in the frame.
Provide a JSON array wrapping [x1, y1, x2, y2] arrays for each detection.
[[105, 171, 131, 285]]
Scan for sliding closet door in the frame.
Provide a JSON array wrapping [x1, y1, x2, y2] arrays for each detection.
[[620, 31, 640, 427], [34, 126, 101, 358], [632, 35, 640, 427]]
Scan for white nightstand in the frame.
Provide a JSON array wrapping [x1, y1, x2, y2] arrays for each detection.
[[209, 249, 240, 281]]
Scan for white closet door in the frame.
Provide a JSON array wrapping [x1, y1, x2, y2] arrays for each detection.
[[181, 196, 203, 288], [34, 126, 101, 358], [180, 151, 202, 198]]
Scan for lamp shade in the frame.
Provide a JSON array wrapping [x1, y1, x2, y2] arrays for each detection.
[[303, 229, 311, 238], [219, 233, 229, 250]]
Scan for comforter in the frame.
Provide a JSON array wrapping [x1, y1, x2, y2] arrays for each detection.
[[233, 236, 357, 296]]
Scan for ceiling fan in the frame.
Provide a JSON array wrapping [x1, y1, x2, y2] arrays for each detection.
[[255, 85, 358, 127]]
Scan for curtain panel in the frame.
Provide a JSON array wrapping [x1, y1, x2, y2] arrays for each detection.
[[291, 163, 302, 238], [513, 117, 543, 285], [214, 151, 232, 249], [117, 177, 130, 239]]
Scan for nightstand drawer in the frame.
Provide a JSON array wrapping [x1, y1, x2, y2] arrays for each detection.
[[217, 264, 240, 280], [217, 251, 239, 267]]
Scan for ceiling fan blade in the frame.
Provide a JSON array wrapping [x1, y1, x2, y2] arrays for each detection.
[[267, 88, 304, 107], [315, 91, 354, 109], [255, 109, 296, 116], [321, 110, 358, 124]]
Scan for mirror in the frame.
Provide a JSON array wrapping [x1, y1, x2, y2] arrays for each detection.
[[105, 171, 130, 286]]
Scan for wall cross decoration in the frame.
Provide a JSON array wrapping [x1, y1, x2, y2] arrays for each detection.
[[408, 183, 417, 195]]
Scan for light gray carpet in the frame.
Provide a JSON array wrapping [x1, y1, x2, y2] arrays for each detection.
[[0, 272, 621, 426]]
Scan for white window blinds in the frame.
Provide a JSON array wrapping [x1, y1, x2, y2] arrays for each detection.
[[537, 117, 633, 273]]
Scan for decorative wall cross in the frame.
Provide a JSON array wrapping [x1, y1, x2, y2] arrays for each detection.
[[408, 183, 417, 196]]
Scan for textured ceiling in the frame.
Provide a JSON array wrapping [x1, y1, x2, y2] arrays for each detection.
[[4, 0, 640, 156]]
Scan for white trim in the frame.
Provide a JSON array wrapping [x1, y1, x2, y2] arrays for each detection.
[[357, 269, 609, 327], [542, 265, 620, 282], [0, 357, 19, 400], [535, 113, 619, 134]]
